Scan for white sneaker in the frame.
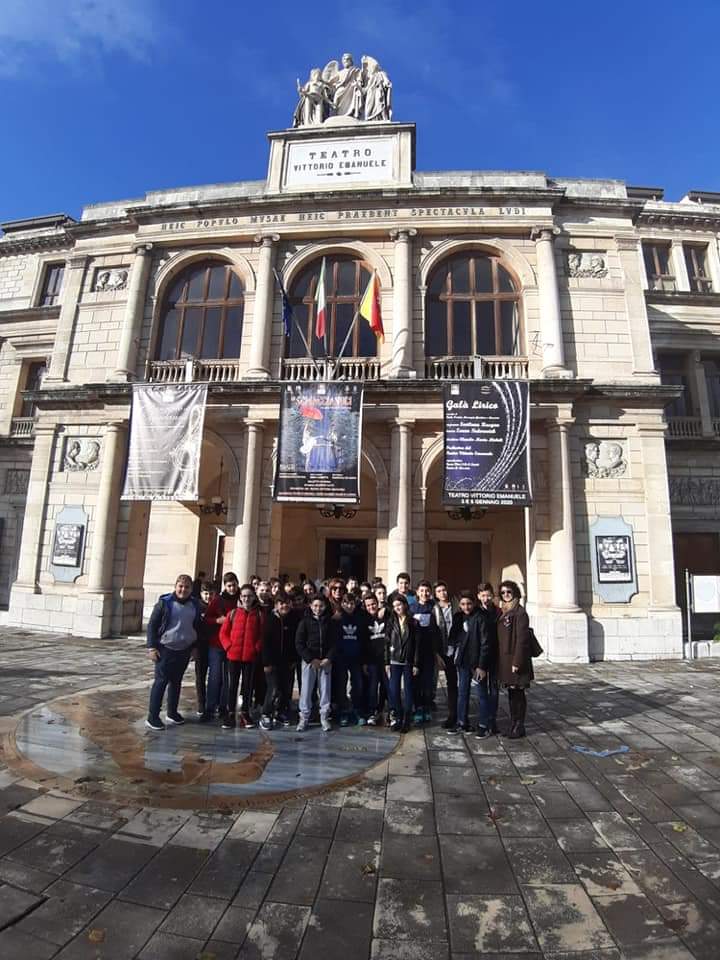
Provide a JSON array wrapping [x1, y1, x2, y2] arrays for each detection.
[[321, 717, 332, 732], [296, 718, 308, 732]]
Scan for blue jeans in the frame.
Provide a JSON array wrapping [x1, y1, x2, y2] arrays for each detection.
[[389, 663, 414, 717], [205, 645, 227, 715], [365, 662, 389, 716], [336, 657, 364, 718], [148, 647, 192, 720], [456, 666, 472, 728], [476, 671, 499, 729]]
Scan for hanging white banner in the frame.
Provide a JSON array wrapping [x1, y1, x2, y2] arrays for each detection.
[[122, 383, 207, 501]]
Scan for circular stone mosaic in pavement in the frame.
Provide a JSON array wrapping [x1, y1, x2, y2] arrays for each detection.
[[4, 684, 399, 810]]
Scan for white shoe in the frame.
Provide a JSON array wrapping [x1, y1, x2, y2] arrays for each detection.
[[321, 717, 332, 732], [296, 718, 308, 732]]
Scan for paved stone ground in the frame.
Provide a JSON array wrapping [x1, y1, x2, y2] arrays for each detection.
[[1, 628, 720, 959]]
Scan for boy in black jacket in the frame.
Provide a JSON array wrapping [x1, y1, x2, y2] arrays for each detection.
[[260, 595, 299, 729], [295, 596, 338, 732], [474, 583, 500, 738], [449, 591, 479, 734], [411, 580, 441, 724], [362, 592, 388, 725]]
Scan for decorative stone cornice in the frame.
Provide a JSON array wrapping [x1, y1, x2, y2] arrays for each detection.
[[0, 305, 61, 325], [645, 289, 720, 308], [0, 232, 74, 256]]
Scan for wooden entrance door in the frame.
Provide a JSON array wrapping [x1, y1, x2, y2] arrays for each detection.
[[437, 541, 483, 597], [324, 539, 368, 581]]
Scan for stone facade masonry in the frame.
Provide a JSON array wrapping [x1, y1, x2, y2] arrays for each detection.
[[1, 126, 717, 656]]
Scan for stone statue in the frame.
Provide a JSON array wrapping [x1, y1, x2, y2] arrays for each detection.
[[292, 53, 392, 126], [323, 53, 364, 119], [361, 55, 392, 121], [65, 439, 101, 472], [293, 68, 332, 127], [567, 252, 608, 279]]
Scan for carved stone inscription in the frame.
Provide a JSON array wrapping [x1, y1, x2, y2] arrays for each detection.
[[584, 440, 627, 478], [670, 477, 720, 506], [567, 252, 608, 278], [4, 468, 30, 495]]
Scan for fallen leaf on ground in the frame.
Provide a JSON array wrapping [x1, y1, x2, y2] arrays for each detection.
[[87, 929, 105, 944], [361, 862, 376, 875], [672, 823, 688, 832]]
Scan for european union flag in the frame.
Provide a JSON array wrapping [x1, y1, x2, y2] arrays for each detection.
[[273, 269, 293, 338]]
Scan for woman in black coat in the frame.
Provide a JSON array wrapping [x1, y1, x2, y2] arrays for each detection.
[[496, 580, 533, 739]]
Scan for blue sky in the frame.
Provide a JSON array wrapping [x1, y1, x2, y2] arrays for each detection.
[[1, 0, 717, 223]]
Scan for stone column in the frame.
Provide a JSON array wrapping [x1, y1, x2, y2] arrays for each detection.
[[112, 244, 153, 380], [532, 227, 567, 376], [45, 256, 88, 383], [548, 418, 580, 613], [390, 229, 416, 377], [637, 422, 680, 611], [87, 422, 128, 593], [616, 237, 657, 376], [245, 235, 279, 380], [232, 420, 264, 580], [688, 350, 715, 437], [11, 422, 55, 590], [670, 240, 691, 292], [387, 419, 412, 580]]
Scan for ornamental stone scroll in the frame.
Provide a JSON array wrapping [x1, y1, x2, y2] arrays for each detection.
[[64, 438, 101, 472]]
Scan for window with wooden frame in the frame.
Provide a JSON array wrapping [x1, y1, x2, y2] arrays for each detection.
[[286, 256, 377, 359], [39, 262, 65, 306], [683, 244, 713, 293], [20, 360, 47, 418], [155, 261, 245, 361], [642, 242, 675, 291], [657, 354, 691, 418], [705, 358, 720, 418], [424, 253, 521, 357]]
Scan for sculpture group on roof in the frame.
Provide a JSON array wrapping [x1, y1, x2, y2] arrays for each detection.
[[293, 53, 392, 127]]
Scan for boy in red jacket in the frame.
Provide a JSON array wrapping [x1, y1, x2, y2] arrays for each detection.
[[200, 572, 239, 722], [220, 584, 264, 729]]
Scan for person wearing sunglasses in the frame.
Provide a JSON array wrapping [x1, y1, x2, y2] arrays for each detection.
[[496, 580, 532, 738]]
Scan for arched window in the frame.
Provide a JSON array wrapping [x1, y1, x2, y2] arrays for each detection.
[[155, 261, 244, 361], [287, 256, 377, 359], [425, 253, 521, 357]]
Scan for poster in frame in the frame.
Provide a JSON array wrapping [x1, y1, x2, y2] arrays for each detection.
[[595, 534, 633, 584], [52, 523, 85, 568]]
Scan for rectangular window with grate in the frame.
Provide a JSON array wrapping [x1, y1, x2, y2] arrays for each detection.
[[683, 244, 713, 293], [642, 242, 675, 291], [39, 263, 65, 306]]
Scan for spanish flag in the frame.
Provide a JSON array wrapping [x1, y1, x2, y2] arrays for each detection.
[[359, 271, 384, 342], [314, 257, 328, 341]]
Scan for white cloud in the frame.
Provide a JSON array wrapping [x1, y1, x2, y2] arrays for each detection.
[[0, 0, 161, 76]]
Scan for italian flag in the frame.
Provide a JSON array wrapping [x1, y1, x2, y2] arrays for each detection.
[[314, 257, 328, 341], [359, 271, 384, 342]]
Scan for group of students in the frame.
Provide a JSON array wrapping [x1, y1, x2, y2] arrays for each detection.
[[145, 570, 534, 739]]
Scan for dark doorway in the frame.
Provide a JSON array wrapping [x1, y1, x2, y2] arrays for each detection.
[[325, 539, 368, 580], [437, 541, 483, 597]]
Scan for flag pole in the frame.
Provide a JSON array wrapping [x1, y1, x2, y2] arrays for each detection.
[[335, 308, 361, 362], [272, 268, 323, 379]]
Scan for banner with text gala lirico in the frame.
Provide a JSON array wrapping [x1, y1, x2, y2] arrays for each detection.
[[443, 380, 532, 507], [274, 383, 363, 503], [122, 383, 208, 501]]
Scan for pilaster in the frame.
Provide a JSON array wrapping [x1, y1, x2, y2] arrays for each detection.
[[245, 235, 279, 380], [112, 245, 153, 380], [45, 256, 88, 383], [615, 236, 658, 377]]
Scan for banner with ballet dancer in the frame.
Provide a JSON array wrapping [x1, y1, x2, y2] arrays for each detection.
[[122, 384, 208, 501], [274, 383, 363, 503], [443, 380, 532, 508]]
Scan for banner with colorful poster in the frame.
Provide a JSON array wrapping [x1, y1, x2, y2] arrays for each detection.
[[122, 383, 208, 501], [443, 380, 531, 507], [274, 383, 363, 503]]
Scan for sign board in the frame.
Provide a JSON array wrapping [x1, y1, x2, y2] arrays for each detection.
[[692, 575, 720, 613], [274, 382, 363, 503], [443, 380, 531, 507], [284, 135, 395, 190]]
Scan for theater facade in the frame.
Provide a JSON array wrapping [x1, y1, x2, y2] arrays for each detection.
[[1, 62, 719, 660]]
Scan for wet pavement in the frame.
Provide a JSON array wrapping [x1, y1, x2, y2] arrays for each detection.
[[1, 628, 720, 959]]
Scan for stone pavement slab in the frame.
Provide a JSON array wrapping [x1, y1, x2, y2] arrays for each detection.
[[2, 632, 720, 958]]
